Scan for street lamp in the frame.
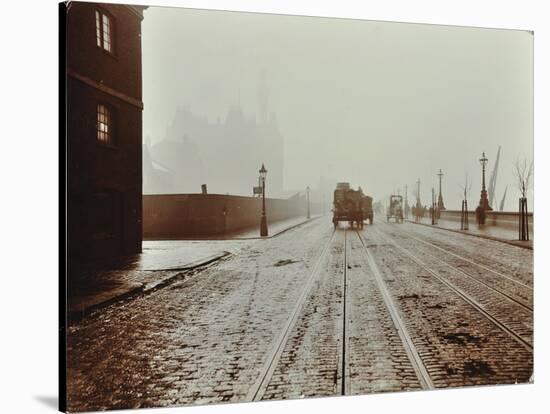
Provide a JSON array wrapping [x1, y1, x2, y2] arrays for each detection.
[[404, 184, 408, 219], [306, 186, 311, 219], [478, 152, 492, 211], [259, 163, 268, 236], [431, 187, 437, 225], [415, 178, 422, 222], [416, 179, 421, 207], [437, 168, 445, 211]]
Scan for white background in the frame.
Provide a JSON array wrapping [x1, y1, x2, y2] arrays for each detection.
[[0, 0, 547, 413]]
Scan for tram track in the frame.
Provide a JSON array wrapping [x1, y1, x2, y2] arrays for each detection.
[[372, 225, 533, 351], [393, 223, 532, 290], [251, 224, 439, 398], [355, 230, 435, 390], [67, 214, 534, 410], [340, 228, 350, 395], [380, 222, 532, 312], [248, 219, 532, 400], [246, 227, 339, 401], [248, 226, 373, 399]]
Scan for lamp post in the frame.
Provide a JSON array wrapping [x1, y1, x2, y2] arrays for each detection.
[[437, 169, 445, 211], [415, 178, 422, 222], [404, 184, 408, 219], [478, 152, 492, 212], [461, 185, 469, 231], [259, 163, 268, 237], [431, 187, 436, 225], [306, 186, 311, 219]]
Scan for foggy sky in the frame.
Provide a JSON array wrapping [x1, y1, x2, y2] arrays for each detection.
[[142, 7, 533, 211]]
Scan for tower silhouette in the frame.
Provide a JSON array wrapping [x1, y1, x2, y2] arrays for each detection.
[[259, 69, 268, 124]]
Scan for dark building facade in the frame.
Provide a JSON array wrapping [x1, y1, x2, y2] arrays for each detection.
[[65, 2, 146, 262]]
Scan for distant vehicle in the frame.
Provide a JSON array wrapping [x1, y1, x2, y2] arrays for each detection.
[[373, 200, 384, 216], [332, 183, 373, 228], [362, 194, 374, 225], [387, 195, 404, 223]]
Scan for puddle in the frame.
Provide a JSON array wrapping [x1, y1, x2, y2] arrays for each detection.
[[463, 360, 495, 377], [443, 332, 482, 345], [273, 259, 300, 267], [399, 293, 420, 300]]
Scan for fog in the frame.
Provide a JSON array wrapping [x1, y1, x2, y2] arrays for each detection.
[[142, 6, 533, 211]]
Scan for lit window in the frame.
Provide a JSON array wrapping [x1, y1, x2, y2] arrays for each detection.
[[97, 104, 112, 144], [95, 10, 112, 53]]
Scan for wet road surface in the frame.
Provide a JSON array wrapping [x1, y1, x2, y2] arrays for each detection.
[[66, 217, 533, 412]]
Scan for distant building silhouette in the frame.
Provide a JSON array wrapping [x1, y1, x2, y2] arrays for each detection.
[[259, 69, 269, 124], [143, 144, 174, 194], [65, 3, 146, 262], [144, 72, 284, 197]]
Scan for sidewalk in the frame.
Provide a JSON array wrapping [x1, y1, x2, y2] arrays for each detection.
[[67, 244, 234, 321], [67, 215, 322, 321], [408, 217, 533, 249]]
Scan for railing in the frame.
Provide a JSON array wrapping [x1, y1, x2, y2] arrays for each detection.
[[439, 210, 533, 229]]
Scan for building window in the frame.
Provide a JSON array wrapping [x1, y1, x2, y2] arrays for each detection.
[[97, 104, 112, 144], [95, 10, 113, 53]]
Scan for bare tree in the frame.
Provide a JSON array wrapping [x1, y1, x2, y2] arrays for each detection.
[[515, 158, 533, 241], [459, 174, 472, 230], [515, 159, 533, 198], [458, 174, 472, 201]]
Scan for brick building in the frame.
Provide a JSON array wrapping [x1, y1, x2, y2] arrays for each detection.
[[64, 2, 146, 263]]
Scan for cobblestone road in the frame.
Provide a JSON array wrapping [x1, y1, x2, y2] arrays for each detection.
[[66, 217, 533, 411]]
